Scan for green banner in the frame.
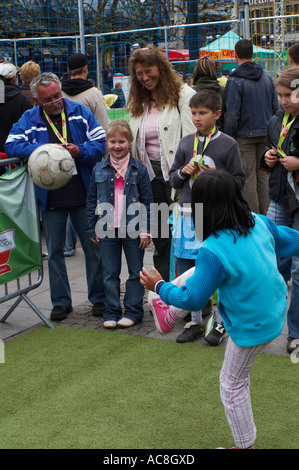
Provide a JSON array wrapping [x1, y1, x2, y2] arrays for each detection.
[[0, 166, 41, 285]]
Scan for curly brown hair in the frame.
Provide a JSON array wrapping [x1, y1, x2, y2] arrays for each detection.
[[128, 46, 183, 117]]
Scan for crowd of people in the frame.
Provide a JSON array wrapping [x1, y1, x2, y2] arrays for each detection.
[[1, 40, 299, 449]]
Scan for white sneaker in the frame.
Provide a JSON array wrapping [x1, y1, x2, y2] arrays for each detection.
[[117, 317, 135, 328], [103, 320, 117, 329]]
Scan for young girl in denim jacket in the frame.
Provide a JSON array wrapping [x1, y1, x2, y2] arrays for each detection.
[[86, 120, 153, 329]]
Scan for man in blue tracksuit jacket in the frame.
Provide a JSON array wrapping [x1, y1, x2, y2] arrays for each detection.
[[5, 72, 107, 321]]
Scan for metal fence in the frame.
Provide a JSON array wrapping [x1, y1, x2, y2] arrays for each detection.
[[0, 1, 298, 93]]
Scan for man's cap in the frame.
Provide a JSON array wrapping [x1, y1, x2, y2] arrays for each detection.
[[0, 62, 18, 79], [67, 53, 88, 70]]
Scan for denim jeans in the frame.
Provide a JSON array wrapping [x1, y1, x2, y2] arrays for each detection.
[[287, 212, 299, 339], [42, 206, 105, 307], [99, 233, 145, 323], [150, 160, 172, 282], [267, 201, 299, 338], [64, 214, 77, 252], [266, 200, 292, 282]]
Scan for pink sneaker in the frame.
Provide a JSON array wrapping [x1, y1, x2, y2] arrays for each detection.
[[148, 292, 179, 335]]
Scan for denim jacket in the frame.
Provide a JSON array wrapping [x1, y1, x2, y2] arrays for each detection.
[[224, 62, 279, 139], [86, 155, 153, 238]]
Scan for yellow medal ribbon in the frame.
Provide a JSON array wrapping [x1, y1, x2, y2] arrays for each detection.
[[277, 113, 295, 157], [191, 126, 216, 179], [43, 109, 67, 144]]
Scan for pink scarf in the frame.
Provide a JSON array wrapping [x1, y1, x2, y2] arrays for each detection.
[[110, 153, 130, 179]]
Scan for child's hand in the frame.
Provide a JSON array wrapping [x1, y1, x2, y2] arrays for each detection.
[[280, 155, 299, 172], [264, 148, 278, 167], [200, 164, 215, 172], [140, 266, 163, 291], [181, 161, 197, 176], [139, 236, 151, 249], [90, 236, 100, 244]]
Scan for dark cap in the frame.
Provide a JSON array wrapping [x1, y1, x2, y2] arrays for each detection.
[[67, 53, 88, 70]]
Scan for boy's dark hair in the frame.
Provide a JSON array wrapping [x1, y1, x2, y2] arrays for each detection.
[[235, 39, 253, 60], [288, 43, 299, 65], [191, 169, 255, 241], [189, 89, 222, 113]]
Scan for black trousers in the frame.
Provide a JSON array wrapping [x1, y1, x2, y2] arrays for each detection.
[[150, 161, 173, 282]]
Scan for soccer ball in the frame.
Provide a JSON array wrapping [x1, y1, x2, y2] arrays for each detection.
[[28, 144, 75, 190]]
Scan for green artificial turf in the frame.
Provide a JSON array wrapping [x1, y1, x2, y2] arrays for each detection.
[[0, 325, 298, 449]]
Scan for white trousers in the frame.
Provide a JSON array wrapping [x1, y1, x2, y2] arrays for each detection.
[[220, 337, 268, 448]]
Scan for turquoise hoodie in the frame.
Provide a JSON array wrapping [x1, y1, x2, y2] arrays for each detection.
[[159, 215, 299, 347]]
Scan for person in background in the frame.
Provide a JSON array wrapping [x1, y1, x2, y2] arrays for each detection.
[[141, 169, 299, 450], [5, 72, 107, 321], [62, 52, 109, 131], [86, 120, 153, 329], [111, 81, 126, 108], [19, 60, 41, 105], [192, 55, 225, 131], [288, 43, 299, 66], [62, 52, 110, 258], [128, 46, 196, 282], [224, 39, 279, 215], [168, 90, 245, 344], [0, 61, 32, 175], [217, 69, 230, 87], [0, 62, 32, 154], [260, 65, 299, 354]]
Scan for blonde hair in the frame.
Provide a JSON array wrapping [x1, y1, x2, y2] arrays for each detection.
[[20, 61, 41, 84], [128, 46, 182, 117], [106, 120, 133, 144], [275, 65, 299, 90], [192, 56, 217, 83]]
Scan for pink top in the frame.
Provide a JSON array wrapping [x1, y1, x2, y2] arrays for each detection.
[[113, 170, 151, 237], [114, 172, 125, 228], [144, 105, 161, 161]]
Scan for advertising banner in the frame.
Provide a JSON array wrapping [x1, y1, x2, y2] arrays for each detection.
[[0, 166, 41, 285]]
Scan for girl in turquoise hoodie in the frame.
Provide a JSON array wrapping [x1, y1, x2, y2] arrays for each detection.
[[140, 169, 299, 449]]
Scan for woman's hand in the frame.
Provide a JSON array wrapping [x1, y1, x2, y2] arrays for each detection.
[[140, 266, 163, 291]]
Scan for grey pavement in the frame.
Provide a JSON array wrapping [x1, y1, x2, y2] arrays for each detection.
[[0, 240, 292, 357]]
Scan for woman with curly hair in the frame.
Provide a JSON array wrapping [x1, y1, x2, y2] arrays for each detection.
[[128, 46, 196, 281]]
